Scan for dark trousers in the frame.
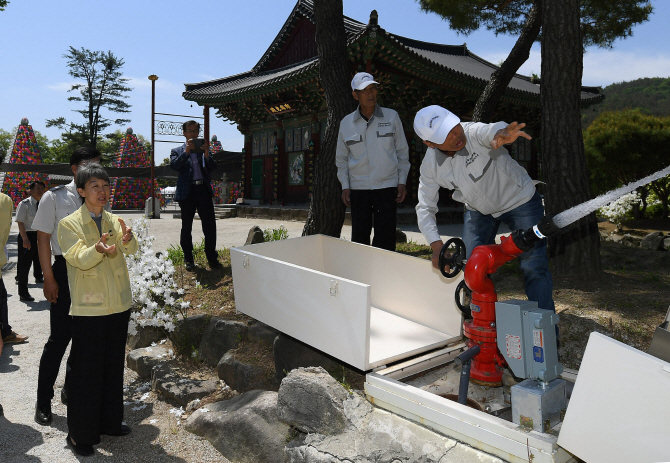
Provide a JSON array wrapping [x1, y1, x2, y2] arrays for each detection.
[[17, 231, 42, 295], [350, 187, 397, 251], [0, 278, 11, 338], [68, 310, 130, 445], [36, 257, 72, 407], [179, 183, 217, 263]]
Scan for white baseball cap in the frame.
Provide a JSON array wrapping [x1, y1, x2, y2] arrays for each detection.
[[413, 105, 460, 144], [351, 72, 379, 91]]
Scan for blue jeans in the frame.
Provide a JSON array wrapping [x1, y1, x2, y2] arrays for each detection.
[[463, 190, 555, 313]]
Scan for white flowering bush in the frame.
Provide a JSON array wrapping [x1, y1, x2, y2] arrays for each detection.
[[598, 191, 640, 229], [126, 217, 189, 336]]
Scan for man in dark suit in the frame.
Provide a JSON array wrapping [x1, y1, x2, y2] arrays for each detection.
[[170, 120, 220, 270]]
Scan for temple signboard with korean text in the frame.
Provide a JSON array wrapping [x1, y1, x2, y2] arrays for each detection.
[[266, 102, 295, 116]]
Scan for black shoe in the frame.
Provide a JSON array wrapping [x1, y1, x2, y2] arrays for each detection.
[[35, 277, 44, 283], [101, 424, 131, 436], [61, 388, 68, 406], [0, 403, 4, 417], [34, 402, 53, 425], [185, 262, 195, 271], [66, 435, 94, 457], [19, 294, 35, 302], [208, 260, 222, 269]]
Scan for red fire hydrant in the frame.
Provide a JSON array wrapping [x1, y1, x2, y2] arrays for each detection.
[[462, 235, 526, 385], [442, 215, 558, 387]]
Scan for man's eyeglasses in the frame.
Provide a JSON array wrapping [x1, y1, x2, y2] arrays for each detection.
[[184, 127, 200, 134]]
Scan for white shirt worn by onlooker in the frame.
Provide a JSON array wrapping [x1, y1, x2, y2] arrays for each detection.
[[336, 105, 410, 191], [416, 121, 537, 245], [15, 196, 39, 231], [32, 180, 111, 256]]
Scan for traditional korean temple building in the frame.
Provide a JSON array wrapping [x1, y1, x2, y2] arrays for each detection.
[[183, 0, 602, 205]]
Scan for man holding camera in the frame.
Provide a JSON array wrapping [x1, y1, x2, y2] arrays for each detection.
[[170, 120, 220, 270]]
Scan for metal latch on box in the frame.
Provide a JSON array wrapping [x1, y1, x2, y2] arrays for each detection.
[[330, 280, 338, 296], [243, 254, 250, 268]]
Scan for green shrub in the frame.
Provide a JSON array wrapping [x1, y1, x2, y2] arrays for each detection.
[[167, 239, 207, 265], [263, 224, 289, 242], [167, 244, 184, 265]]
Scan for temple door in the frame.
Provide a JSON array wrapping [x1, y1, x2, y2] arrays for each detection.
[[263, 157, 274, 203], [251, 159, 262, 199]]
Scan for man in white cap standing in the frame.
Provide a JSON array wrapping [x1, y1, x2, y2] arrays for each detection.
[[335, 72, 410, 251], [413, 105, 554, 315]]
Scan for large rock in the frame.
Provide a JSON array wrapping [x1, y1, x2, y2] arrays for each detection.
[[245, 225, 265, 245], [640, 231, 665, 251], [285, 392, 503, 463], [198, 318, 248, 367], [170, 313, 211, 355], [126, 346, 172, 379], [622, 234, 642, 247], [277, 367, 350, 435], [217, 349, 269, 392], [151, 361, 218, 406], [274, 334, 342, 382], [127, 325, 167, 350], [185, 390, 290, 463], [248, 321, 280, 348], [664, 237, 670, 251]]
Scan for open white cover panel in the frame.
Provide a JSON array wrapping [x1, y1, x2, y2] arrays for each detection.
[[557, 332, 670, 463], [231, 235, 463, 371]]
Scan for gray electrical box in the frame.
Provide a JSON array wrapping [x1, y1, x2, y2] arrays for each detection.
[[495, 300, 562, 382], [511, 378, 566, 433]]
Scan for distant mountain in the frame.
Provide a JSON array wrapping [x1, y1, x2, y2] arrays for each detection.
[[582, 77, 670, 128]]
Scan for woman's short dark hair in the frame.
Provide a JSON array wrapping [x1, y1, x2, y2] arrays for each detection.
[[75, 162, 110, 190]]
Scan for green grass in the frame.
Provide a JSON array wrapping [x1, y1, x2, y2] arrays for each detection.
[[396, 240, 432, 259]]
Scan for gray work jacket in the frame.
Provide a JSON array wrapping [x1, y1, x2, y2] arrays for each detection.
[[416, 121, 537, 244], [336, 105, 410, 190]]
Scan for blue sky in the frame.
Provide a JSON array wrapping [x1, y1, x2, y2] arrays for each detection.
[[1, 0, 669, 165]]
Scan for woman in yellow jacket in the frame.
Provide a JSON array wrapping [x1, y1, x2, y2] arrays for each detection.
[[57, 163, 138, 457]]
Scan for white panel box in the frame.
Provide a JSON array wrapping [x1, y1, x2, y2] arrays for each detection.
[[230, 235, 463, 371], [557, 332, 670, 463]]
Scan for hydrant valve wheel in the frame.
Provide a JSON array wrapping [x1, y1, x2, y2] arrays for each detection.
[[439, 237, 467, 279]]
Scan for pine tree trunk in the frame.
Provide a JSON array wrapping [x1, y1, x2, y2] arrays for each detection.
[[541, 0, 601, 275], [303, 0, 356, 237], [472, 0, 542, 123]]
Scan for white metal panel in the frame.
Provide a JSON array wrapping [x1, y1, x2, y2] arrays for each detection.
[[368, 307, 455, 367], [365, 373, 572, 463], [235, 234, 326, 272], [557, 332, 670, 463], [320, 236, 463, 337], [232, 235, 464, 371], [231, 247, 371, 370]]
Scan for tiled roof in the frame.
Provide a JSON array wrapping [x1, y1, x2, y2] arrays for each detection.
[[251, 0, 365, 73], [184, 57, 319, 102], [183, 0, 602, 104]]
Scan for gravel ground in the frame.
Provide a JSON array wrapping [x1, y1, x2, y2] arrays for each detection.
[[0, 211, 509, 462]]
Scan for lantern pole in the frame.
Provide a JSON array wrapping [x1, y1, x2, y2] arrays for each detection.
[[148, 74, 158, 217]]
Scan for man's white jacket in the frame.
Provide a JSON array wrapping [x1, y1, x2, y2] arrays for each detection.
[[416, 121, 537, 244], [336, 105, 410, 190]]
